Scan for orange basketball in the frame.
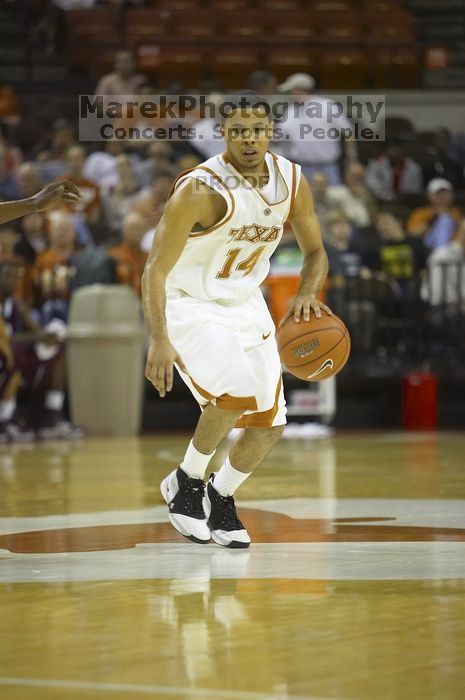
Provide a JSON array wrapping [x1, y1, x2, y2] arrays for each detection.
[[277, 313, 351, 381]]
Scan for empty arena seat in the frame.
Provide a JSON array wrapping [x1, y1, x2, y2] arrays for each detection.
[[156, 46, 206, 87], [312, 0, 354, 10], [208, 0, 251, 9], [358, 0, 404, 10], [266, 48, 317, 81], [212, 48, 260, 87], [157, 0, 202, 9], [320, 19, 361, 43], [270, 12, 316, 40], [67, 8, 120, 45], [171, 19, 216, 38], [222, 17, 265, 39], [125, 9, 169, 46], [366, 23, 416, 45], [259, 0, 302, 10], [370, 49, 421, 88], [320, 49, 366, 88]]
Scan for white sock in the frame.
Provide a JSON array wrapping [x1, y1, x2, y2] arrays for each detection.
[[180, 440, 215, 480], [0, 399, 16, 422], [213, 457, 251, 496], [45, 390, 64, 412]]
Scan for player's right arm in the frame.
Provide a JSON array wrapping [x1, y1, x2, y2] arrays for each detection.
[[142, 180, 223, 397]]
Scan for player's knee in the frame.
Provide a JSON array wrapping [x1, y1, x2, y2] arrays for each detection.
[[245, 424, 284, 445]]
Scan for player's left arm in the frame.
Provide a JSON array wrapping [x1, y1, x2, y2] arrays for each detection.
[[285, 174, 332, 324], [0, 181, 81, 225]]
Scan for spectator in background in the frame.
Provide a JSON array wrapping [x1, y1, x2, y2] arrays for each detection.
[[14, 213, 48, 304], [15, 213, 48, 265], [324, 211, 376, 354], [0, 256, 83, 442], [190, 94, 225, 160], [365, 143, 423, 202], [59, 144, 101, 245], [94, 50, 146, 97], [102, 153, 142, 234], [108, 211, 148, 296], [83, 140, 126, 194], [13, 163, 43, 201], [421, 218, 465, 308], [135, 141, 177, 188], [327, 162, 377, 230], [131, 172, 173, 231], [311, 172, 333, 239], [277, 73, 357, 185], [407, 178, 462, 251], [422, 128, 465, 190], [374, 211, 427, 296], [0, 85, 20, 125], [0, 145, 19, 200], [34, 119, 76, 179], [34, 212, 77, 323], [247, 70, 278, 95]]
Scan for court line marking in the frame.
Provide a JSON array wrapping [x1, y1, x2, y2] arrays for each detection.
[[0, 677, 344, 700]]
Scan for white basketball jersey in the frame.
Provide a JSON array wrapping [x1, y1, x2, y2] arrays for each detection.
[[166, 151, 301, 301]]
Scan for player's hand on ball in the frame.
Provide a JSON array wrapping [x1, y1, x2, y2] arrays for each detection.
[[145, 339, 187, 398], [280, 294, 333, 326], [32, 180, 82, 212]]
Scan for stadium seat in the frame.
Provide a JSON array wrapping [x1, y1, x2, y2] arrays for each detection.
[[358, 0, 404, 10], [211, 48, 260, 87], [366, 23, 416, 46], [222, 18, 265, 39], [157, 0, 203, 9], [259, 0, 302, 10], [271, 13, 316, 41], [319, 19, 361, 44], [320, 49, 366, 88], [371, 49, 421, 88], [312, 1, 354, 10], [66, 9, 121, 45], [208, 0, 251, 9], [156, 46, 206, 87], [266, 48, 317, 81], [170, 19, 216, 39], [125, 9, 169, 47]]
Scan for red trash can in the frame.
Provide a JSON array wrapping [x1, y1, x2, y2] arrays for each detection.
[[402, 371, 438, 431]]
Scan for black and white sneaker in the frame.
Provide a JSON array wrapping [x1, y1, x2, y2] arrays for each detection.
[[160, 467, 211, 544], [38, 420, 85, 441], [0, 421, 35, 444], [204, 474, 251, 549]]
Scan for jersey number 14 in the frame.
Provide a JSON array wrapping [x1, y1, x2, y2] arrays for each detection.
[[216, 246, 266, 279]]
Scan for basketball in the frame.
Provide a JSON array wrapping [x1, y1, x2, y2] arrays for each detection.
[[277, 313, 351, 381]]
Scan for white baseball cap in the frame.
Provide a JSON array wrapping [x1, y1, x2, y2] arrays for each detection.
[[427, 178, 453, 195], [277, 73, 316, 93]]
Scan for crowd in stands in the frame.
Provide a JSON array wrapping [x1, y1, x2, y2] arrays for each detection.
[[1, 53, 465, 439]]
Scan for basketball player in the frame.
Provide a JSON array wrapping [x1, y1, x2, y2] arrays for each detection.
[[0, 180, 81, 225], [142, 94, 331, 548]]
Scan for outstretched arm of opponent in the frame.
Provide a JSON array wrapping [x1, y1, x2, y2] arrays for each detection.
[[142, 181, 222, 397], [282, 174, 331, 324], [0, 180, 81, 225]]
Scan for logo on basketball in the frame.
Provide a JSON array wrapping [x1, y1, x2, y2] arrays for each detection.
[[307, 358, 334, 379], [291, 338, 320, 358]]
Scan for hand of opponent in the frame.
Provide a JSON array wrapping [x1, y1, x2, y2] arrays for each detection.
[[32, 180, 82, 212], [280, 293, 333, 326], [145, 339, 188, 398]]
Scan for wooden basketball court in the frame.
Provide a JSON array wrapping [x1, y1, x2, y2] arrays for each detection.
[[1, 432, 464, 699]]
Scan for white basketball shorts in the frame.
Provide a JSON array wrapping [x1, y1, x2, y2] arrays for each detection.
[[166, 288, 286, 428]]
